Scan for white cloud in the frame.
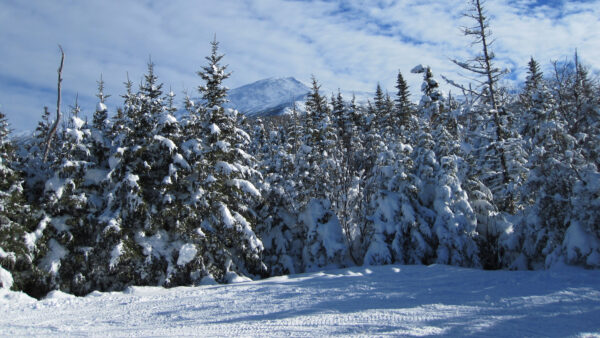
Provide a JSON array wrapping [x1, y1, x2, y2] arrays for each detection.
[[0, 0, 598, 132]]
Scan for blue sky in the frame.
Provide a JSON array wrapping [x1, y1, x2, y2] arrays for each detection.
[[1, 0, 599, 133]]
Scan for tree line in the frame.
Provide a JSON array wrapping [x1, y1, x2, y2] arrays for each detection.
[[1, 0, 599, 298]]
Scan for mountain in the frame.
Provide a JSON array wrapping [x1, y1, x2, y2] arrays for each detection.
[[176, 76, 374, 120], [225, 77, 310, 117]]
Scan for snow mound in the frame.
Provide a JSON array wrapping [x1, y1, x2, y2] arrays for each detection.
[[0, 267, 13, 289], [225, 271, 252, 284], [44, 290, 76, 300], [0, 289, 35, 305]]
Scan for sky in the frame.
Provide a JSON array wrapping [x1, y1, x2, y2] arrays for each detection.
[[1, 0, 599, 133]]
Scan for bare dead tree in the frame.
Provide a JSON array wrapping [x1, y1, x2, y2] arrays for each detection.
[[452, 0, 506, 110], [451, 0, 516, 212], [43, 45, 65, 163]]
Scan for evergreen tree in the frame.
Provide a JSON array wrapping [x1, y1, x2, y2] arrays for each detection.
[[520, 57, 544, 111], [395, 71, 413, 131], [255, 121, 303, 275], [296, 77, 347, 271], [0, 111, 47, 295], [39, 100, 99, 294], [91, 75, 111, 167], [411, 65, 444, 122], [183, 38, 265, 282], [90, 62, 170, 291]]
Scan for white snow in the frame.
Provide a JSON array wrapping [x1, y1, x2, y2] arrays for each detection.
[[44, 176, 65, 199], [125, 173, 139, 186], [227, 178, 261, 198], [109, 242, 124, 269], [40, 239, 68, 274], [224, 270, 252, 284], [209, 123, 221, 135], [411, 64, 427, 73], [563, 222, 600, 267], [172, 153, 191, 171], [71, 116, 85, 129], [159, 113, 178, 125], [215, 140, 229, 152], [215, 161, 237, 175], [154, 135, 177, 153], [66, 127, 84, 143], [0, 264, 599, 336], [225, 77, 310, 116], [83, 168, 108, 186], [219, 203, 236, 229], [176, 244, 197, 266], [24, 216, 50, 251], [96, 102, 107, 112], [108, 147, 125, 170], [0, 266, 13, 289], [0, 247, 15, 263]]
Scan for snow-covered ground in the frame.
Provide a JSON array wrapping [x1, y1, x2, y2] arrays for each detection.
[[1, 264, 599, 337]]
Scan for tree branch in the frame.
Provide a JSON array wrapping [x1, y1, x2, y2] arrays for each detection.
[[43, 45, 64, 163]]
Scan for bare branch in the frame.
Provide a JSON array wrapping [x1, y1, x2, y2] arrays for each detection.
[[43, 45, 64, 163]]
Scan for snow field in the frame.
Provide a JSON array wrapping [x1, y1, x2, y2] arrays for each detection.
[[1, 264, 599, 337]]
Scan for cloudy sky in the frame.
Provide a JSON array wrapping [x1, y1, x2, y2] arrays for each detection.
[[1, 0, 599, 133]]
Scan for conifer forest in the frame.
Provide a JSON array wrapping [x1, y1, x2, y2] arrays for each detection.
[[1, 1, 599, 299]]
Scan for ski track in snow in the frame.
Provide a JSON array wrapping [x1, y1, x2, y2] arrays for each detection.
[[1, 264, 599, 337]]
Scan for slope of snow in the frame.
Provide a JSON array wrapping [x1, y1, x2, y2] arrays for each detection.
[[1, 264, 599, 336]]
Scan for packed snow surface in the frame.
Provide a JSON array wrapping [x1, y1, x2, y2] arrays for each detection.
[[1, 264, 599, 336]]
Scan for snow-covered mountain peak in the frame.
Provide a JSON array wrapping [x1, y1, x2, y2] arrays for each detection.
[[226, 77, 310, 117]]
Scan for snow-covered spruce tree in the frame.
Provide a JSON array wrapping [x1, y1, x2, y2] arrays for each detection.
[[297, 77, 347, 271], [430, 127, 480, 267], [181, 38, 265, 282], [408, 65, 480, 267], [21, 107, 58, 203], [565, 166, 600, 268], [395, 70, 416, 134], [90, 62, 172, 291], [166, 92, 210, 285], [0, 111, 48, 295], [364, 131, 426, 266], [509, 55, 600, 269], [254, 119, 304, 276], [519, 58, 544, 113], [38, 99, 104, 294], [329, 91, 369, 264], [509, 87, 579, 269], [91, 75, 111, 168], [568, 54, 599, 169]]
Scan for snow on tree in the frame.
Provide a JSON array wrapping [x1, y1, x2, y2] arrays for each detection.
[[254, 121, 303, 275], [364, 138, 429, 266], [564, 168, 600, 268], [88, 62, 173, 291], [91, 75, 111, 168], [300, 198, 346, 271], [328, 92, 370, 264], [395, 70, 415, 132], [510, 94, 578, 269], [295, 78, 348, 270], [411, 65, 445, 121], [37, 99, 100, 294], [180, 38, 265, 282], [0, 111, 47, 295]]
